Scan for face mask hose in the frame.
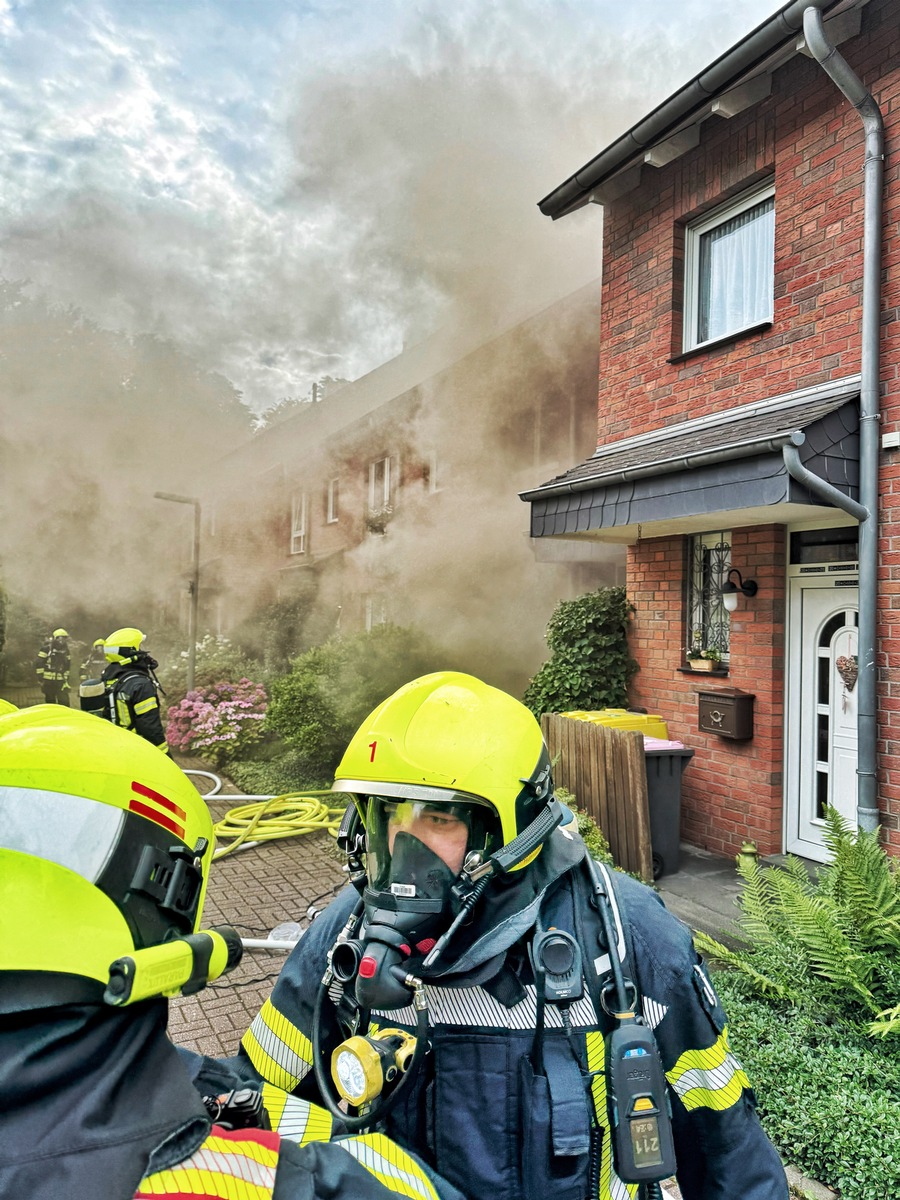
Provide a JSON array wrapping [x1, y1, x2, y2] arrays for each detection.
[[311, 960, 429, 1132]]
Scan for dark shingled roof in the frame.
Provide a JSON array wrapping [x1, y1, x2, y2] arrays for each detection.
[[522, 386, 857, 500]]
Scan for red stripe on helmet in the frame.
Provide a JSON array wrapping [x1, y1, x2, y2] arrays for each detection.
[[129, 799, 186, 840], [132, 780, 187, 821]]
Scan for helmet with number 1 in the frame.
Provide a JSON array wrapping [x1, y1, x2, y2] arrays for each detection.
[[332, 672, 556, 891], [0, 705, 214, 1013], [104, 627, 145, 664]]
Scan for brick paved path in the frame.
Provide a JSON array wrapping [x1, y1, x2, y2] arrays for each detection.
[[169, 760, 346, 1058]]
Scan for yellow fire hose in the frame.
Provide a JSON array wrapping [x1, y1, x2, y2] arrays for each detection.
[[211, 792, 348, 860]]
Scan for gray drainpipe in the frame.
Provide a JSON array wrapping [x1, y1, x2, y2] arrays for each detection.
[[782, 8, 884, 832]]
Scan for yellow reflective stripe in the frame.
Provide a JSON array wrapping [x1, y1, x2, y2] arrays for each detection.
[[585, 1032, 637, 1200], [137, 1131, 278, 1198], [666, 1026, 750, 1113], [241, 998, 314, 1092], [134, 695, 159, 714], [261, 1082, 333, 1144], [338, 1132, 439, 1200]]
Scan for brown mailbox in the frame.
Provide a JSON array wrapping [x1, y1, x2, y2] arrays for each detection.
[[697, 688, 754, 741]]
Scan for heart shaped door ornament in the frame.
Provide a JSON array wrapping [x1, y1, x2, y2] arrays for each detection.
[[836, 654, 858, 692]]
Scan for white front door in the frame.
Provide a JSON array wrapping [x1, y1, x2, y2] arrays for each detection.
[[786, 575, 859, 861]]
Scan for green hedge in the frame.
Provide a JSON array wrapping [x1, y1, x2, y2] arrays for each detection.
[[716, 972, 900, 1199]]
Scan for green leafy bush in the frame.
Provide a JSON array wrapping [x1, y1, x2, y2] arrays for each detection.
[[716, 973, 900, 1200], [264, 624, 447, 782], [225, 747, 325, 795], [523, 587, 637, 717], [695, 808, 900, 1027]]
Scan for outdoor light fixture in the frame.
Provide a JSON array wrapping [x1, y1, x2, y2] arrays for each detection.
[[721, 568, 758, 613]]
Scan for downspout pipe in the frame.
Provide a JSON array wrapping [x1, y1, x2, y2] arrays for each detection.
[[800, 7, 883, 833]]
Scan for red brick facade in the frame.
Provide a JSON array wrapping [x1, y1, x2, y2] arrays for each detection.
[[593, 0, 900, 856]]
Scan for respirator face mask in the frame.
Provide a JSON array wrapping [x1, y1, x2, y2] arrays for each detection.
[[352, 794, 501, 1009]]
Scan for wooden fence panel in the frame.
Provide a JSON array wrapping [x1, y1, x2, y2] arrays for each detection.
[[541, 713, 652, 882]]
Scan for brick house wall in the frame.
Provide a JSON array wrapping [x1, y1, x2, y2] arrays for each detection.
[[591, 0, 900, 855]]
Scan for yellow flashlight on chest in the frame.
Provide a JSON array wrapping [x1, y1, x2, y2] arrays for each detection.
[[331, 1028, 417, 1107]]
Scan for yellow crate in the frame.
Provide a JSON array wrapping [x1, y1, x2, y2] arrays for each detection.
[[560, 709, 668, 739]]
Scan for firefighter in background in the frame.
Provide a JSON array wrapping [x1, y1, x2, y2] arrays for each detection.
[[0, 705, 462, 1200], [81, 636, 107, 680], [101, 627, 170, 755], [35, 628, 71, 704]]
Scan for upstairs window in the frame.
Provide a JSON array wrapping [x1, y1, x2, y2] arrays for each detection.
[[326, 478, 340, 524], [686, 531, 731, 661], [368, 456, 392, 511], [290, 491, 308, 555], [684, 183, 774, 351]]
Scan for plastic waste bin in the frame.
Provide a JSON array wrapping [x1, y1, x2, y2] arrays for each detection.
[[642, 737, 694, 880], [561, 709, 669, 739]]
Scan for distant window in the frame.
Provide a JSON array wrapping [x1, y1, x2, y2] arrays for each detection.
[[290, 491, 308, 555], [327, 478, 340, 523], [424, 451, 441, 494], [684, 183, 774, 350], [368, 456, 392, 511], [365, 594, 388, 631], [686, 531, 731, 660]]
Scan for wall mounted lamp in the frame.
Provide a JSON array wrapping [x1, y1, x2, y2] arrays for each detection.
[[721, 568, 758, 613]]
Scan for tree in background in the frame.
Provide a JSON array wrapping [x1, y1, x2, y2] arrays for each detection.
[[264, 624, 450, 784], [523, 587, 637, 717]]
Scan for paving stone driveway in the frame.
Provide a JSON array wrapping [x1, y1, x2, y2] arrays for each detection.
[[169, 766, 346, 1059]]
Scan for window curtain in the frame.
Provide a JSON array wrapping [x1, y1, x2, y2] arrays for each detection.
[[698, 197, 774, 343]]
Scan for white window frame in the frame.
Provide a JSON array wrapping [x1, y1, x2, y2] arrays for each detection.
[[425, 450, 441, 494], [368, 456, 392, 512], [365, 594, 388, 631], [290, 491, 308, 555], [683, 182, 775, 352], [326, 477, 340, 524]]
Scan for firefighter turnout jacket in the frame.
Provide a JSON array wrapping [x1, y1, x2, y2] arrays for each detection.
[[227, 830, 788, 1200], [1, 998, 461, 1200], [101, 659, 169, 754], [35, 634, 70, 700]]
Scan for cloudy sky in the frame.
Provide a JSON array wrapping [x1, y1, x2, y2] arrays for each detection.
[[0, 0, 781, 414]]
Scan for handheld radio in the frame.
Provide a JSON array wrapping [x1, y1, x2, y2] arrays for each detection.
[[583, 852, 677, 1188]]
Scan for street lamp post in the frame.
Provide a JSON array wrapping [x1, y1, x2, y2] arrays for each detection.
[[154, 491, 201, 693]]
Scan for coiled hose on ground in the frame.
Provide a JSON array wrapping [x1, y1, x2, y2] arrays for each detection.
[[183, 770, 347, 861]]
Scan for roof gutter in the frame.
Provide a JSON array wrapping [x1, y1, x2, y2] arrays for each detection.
[[539, 0, 847, 219], [788, 6, 883, 834]]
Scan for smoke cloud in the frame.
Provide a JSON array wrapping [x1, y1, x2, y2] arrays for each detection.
[[0, 0, 780, 675]]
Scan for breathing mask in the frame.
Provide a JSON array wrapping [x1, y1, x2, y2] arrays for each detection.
[[336, 794, 500, 1009]]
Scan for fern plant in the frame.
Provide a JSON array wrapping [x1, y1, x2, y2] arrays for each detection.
[[695, 808, 900, 1033]]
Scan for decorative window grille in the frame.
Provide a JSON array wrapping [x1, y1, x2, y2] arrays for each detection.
[[684, 183, 774, 350], [290, 491, 308, 555], [686, 532, 731, 659]]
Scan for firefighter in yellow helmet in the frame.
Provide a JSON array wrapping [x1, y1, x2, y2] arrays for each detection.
[[99, 627, 170, 754], [35, 627, 71, 704], [227, 672, 787, 1200], [0, 705, 465, 1200], [81, 636, 108, 681]]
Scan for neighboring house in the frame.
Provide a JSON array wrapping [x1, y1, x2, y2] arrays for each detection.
[[522, 0, 899, 861], [189, 282, 623, 696]]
